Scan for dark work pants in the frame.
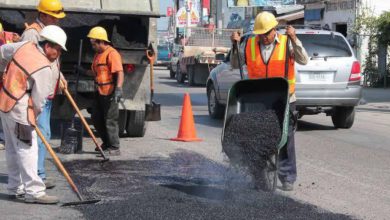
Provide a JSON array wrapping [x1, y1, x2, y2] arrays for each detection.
[[278, 102, 297, 184], [91, 93, 120, 149]]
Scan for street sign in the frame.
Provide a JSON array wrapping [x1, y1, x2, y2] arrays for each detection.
[[176, 6, 200, 28]]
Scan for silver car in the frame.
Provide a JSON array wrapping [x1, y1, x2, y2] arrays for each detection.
[[206, 29, 362, 129]]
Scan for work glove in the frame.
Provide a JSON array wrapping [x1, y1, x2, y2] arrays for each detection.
[[114, 87, 123, 103], [73, 65, 87, 76]]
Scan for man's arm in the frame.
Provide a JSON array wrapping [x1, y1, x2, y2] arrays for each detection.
[[229, 32, 247, 69], [116, 70, 124, 88], [286, 26, 309, 65], [30, 67, 53, 115], [20, 29, 40, 44]]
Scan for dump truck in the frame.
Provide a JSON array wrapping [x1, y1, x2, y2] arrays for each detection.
[[0, 0, 161, 137], [175, 27, 239, 86]]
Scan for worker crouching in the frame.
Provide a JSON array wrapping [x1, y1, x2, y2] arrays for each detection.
[[0, 25, 67, 204]]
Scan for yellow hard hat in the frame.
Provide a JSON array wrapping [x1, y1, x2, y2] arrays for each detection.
[[0, 22, 3, 32], [87, 26, 110, 42], [253, 11, 278, 35], [37, 0, 66, 19]]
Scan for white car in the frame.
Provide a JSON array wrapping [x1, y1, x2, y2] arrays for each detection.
[[206, 28, 362, 129]]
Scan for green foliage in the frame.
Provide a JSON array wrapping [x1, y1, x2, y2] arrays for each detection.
[[377, 11, 390, 45]]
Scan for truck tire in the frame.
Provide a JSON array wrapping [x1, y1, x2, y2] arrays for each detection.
[[118, 109, 127, 136], [188, 65, 196, 86], [253, 153, 278, 192], [332, 106, 355, 129], [126, 110, 146, 137], [207, 84, 225, 119], [176, 63, 185, 83]]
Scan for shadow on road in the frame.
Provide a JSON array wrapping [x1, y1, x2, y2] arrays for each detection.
[[194, 115, 223, 128], [297, 120, 336, 132]]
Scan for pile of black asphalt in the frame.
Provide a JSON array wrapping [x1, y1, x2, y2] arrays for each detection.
[[222, 110, 282, 169], [63, 151, 354, 220]]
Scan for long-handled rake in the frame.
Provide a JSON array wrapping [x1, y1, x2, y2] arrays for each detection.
[[35, 126, 101, 206]]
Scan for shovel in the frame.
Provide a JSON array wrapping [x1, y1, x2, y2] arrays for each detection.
[[35, 126, 101, 206], [145, 49, 161, 121], [61, 80, 109, 162]]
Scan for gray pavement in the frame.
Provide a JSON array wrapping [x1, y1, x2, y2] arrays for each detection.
[[0, 67, 389, 219]]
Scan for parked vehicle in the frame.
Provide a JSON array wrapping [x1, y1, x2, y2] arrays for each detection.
[[0, 0, 161, 137], [176, 27, 237, 86], [156, 43, 172, 67], [207, 28, 362, 129], [168, 44, 183, 79]]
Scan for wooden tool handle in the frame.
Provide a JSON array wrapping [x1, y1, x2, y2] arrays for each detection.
[[35, 126, 84, 201]]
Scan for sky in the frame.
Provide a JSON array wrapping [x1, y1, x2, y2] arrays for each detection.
[[157, 0, 175, 31]]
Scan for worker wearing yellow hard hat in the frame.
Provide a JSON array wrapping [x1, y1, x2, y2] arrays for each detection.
[[76, 26, 123, 156], [20, 0, 67, 190], [87, 26, 111, 42], [230, 11, 309, 191], [37, 0, 66, 19]]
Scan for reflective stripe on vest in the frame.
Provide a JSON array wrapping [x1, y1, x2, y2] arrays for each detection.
[[0, 42, 51, 126], [245, 34, 296, 94], [92, 46, 116, 95]]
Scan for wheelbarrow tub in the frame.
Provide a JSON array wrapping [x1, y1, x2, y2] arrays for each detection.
[[222, 78, 290, 150]]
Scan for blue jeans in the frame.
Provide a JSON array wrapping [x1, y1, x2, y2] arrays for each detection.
[[37, 100, 52, 180], [278, 102, 297, 184]]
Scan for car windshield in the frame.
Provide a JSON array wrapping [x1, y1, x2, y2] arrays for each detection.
[[297, 34, 352, 58]]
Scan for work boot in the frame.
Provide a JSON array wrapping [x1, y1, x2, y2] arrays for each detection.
[[104, 147, 120, 156], [281, 182, 294, 191], [25, 194, 59, 204], [43, 178, 56, 189]]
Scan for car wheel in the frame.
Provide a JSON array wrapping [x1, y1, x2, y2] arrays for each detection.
[[176, 63, 185, 83], [188, 65, 196, 86], [207, 84, 225, 119], [332, 106, 355, 129]]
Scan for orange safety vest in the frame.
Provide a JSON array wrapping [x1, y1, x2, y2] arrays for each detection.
[[245, 33, 296, 94], [0, 42, 51, 126], [92, 46, 117, 95], [0, 31, 15, 45], [24, 22, 60, 99]]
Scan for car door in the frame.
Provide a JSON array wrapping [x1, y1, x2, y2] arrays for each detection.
[[215, 61, 241, 104]]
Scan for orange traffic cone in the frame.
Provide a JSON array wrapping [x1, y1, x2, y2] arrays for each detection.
[[171, 93, 202, 142]]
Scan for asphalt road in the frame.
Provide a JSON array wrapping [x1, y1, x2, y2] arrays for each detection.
[[0, 67, 389, 219]]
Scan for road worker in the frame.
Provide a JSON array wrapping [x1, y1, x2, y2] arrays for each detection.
[[0, 25, 67, 204], [230, 11, 309, 191], [0, 22, 20, 150], [77, 26, 124, 156], [20, 0, 66, 189]]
